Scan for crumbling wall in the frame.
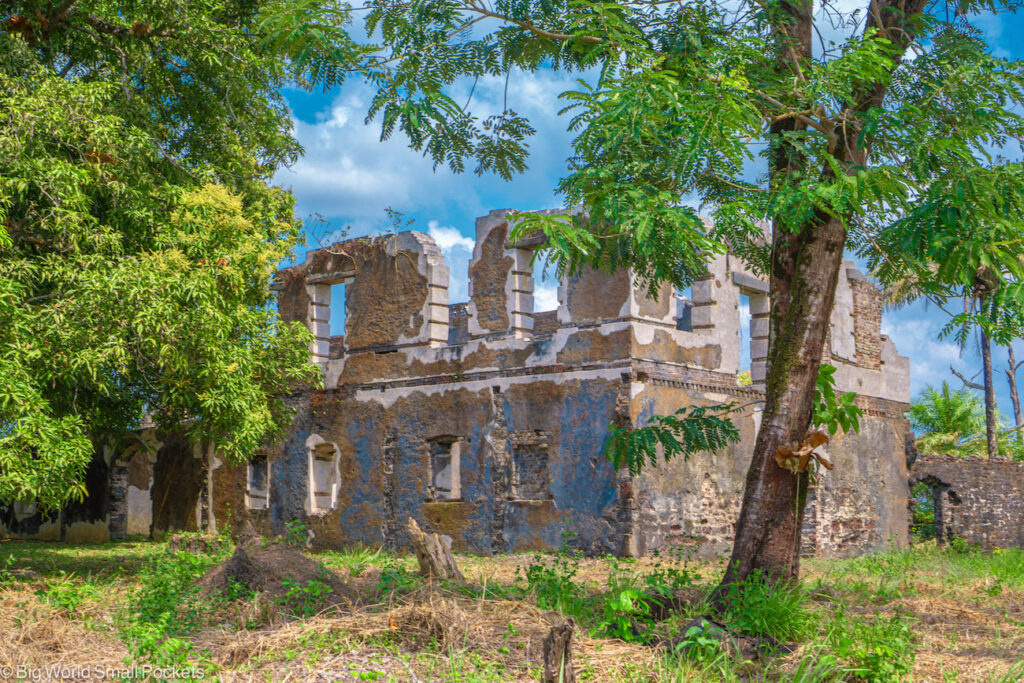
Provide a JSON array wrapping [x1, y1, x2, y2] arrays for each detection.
[[910, 455, 1024, 549], [7, 211, 917, 556], [629, 262, 911, 558], [630, 375, 762, 557], [275, 232, 449, 375], [468, 217, 514, 334], [0, 448, 110, 542], [631, 369, 910, 558], [801, 401, 910, 556]]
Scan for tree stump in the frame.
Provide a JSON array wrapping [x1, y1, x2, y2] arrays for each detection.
[[542, 623, 576, 683], [405, 518, 464, 581]]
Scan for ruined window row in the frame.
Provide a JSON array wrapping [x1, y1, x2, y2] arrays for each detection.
[[424, 431, 554, 503], [245, 441, 343, 513], [302, 250, 778, 371]]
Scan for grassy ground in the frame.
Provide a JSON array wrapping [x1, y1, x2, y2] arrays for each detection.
[[0, 535, 1022, 682]]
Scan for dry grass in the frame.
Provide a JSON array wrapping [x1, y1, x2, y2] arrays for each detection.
[[193, 587, 658, 682], [0, 586, 128, 674], [1, 540, 1022, 682]]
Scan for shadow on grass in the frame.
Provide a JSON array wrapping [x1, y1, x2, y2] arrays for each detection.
[[1, 537, 163, 582]]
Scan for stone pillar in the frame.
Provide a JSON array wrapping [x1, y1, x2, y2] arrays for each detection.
[[108, 461, 128, 540], [425, 276, 451, 346], [689, 277, 717, 333], [509, 247, 535, 339], [934, 485, 951, 546], [749, 293, 770, 389], [306, 282, 332, 366]]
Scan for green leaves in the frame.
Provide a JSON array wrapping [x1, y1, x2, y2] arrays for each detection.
[[258, 0, 368, 91], [813, 364, 862, 436], [906, 382, 999, 457], [0, 5, 321, 506], [604, 404, 741, 477]]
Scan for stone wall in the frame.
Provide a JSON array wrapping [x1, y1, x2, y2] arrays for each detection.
[[910, 455, 1024, 549], [208, 214, 913, 557], [5, 210, 919, 558]]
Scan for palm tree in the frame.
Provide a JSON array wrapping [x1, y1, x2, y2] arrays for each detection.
[[882, 268, 1004, 459], [908, 383, 986, 457]]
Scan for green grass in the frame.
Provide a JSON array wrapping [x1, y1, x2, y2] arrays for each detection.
[[2, 538, 1022, 681]]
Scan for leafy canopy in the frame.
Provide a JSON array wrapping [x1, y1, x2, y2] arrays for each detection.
[[0, 1, 321, 507], [908, 382, 1003, 456], [274, 1, 1024, 302]]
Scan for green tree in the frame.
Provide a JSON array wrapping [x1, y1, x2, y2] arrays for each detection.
[[908, 382, 986, 456], [0, 1, 322, 508], [269, 0, 1024, 586], [884, 274, 1015, 460]]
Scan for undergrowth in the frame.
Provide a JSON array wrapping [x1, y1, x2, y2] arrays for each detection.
[[117, 534, 229, 667], [4, 537, 1021, 681]]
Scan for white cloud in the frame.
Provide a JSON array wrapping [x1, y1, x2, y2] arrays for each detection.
[[428, 221, 475, 252], [428, 221, 475, 303], [881, 317, 964, 396], [535, 285, 559, 312], [274, 69, 584, 233]]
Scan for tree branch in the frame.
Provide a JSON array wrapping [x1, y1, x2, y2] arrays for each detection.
[[464, 0, 603, 44], [950, 365, 984, 391]]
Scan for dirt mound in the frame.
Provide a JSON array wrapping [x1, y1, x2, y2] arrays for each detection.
[[198, 538, 358, 607]]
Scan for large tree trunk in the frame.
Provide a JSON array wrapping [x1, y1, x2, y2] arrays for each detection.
[[1006, 345, 1022, 443], [981, 329, 999, 458], [718, 215, 847, 588], [715, 0, 928, 591]]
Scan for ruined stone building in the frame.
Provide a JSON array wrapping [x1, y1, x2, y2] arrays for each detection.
[[3, 210, 923, 556]]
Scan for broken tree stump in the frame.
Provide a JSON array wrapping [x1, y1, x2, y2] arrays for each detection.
[[405, 518, 464, 581], [542, 622, 576, 683]]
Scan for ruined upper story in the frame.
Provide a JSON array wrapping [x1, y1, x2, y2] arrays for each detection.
[[274, 209, 910, 405]]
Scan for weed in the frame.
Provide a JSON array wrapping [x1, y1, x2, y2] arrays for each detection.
[[117, 545, 226, 666], [376, 566, 422, 595], [35, 573, 100, 616], [949, 535, 980, 554], [224, 576, 255, 601], [517, 547, 590, 622], [828, 606, 916, 681], [0, 553, 14, 587], [277, 565, 333, 617], [597, 586, 652, 641], [283, 520, 310, 548], [322, 545, 390, 577], [672, 618, 727, 663], [718, 570, 815, 641]]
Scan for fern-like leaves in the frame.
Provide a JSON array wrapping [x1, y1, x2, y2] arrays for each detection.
[[604, 404, 741, 477]]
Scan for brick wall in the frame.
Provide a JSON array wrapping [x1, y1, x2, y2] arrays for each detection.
[[849, 275, 882, 370], [910, 455, 1024, 549]]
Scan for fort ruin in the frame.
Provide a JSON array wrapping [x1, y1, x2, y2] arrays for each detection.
[[3, 209, 928, 556]]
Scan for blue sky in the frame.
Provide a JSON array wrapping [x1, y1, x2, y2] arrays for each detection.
[[272, 7, 1024, 417]]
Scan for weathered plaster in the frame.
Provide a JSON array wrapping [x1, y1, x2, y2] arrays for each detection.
[[7, 211, 926, 557]]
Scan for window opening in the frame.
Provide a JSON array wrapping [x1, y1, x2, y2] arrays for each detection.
[[309, 441, 340, 512], [427, 437, 462, 501], [511, 431, 551, 500], [676, 286, 693, 331], [329, 282, 347, 337], [739, 293, 752, 373], [246, 453, 270, 510], [532, 259, 560, 313]]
